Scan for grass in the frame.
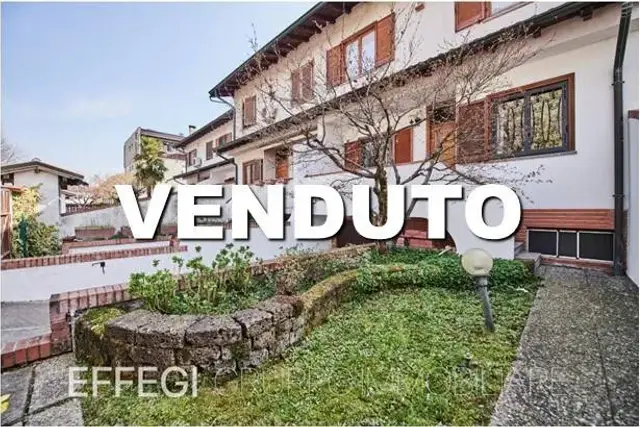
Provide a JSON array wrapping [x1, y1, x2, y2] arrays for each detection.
[[82, 282, 536, 425]]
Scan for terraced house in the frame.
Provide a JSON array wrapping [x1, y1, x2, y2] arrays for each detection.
[[184, 2, 638, 281]]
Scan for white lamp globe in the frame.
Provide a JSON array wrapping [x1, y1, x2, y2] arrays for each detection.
[[461, 248, 494, 277]]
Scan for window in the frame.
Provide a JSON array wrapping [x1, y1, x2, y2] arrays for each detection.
[[187, 149, 198, 166], [344, 29, 376, 79], [491, 75, 573, 158], [206, 141, 214, 160], [455, 2, 522, 31], [528, 229, 613, 262], [242, 159, 263, 184], [344, 139, 376, 170], [216, 133, 232, 146], [326, 14, 394, 86], [242, 96, 257, 127], [291, 62, 314, 103]]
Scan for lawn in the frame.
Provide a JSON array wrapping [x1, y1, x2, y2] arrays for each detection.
[[82, 281, 536, 425]]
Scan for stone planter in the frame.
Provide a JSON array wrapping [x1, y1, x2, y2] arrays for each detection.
[[75, 226, 115, 241], [74, 271, 359, 385]]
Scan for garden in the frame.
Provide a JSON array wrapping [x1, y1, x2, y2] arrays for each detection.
[[78, 245, 539, 425]]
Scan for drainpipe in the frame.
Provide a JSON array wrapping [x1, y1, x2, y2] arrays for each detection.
[[612, 2, 632, 276], [209, 95, 238, 184]]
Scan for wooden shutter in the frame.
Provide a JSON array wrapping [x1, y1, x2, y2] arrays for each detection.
[[255, 159, 263, 182], [393, 127, 412, 164], [326, 45, 344, 86], [243, 96, 256, 126], [206, 141, 213, 160], [291, 70, 301, 102], [344, 141, 361, 170], [375, 13, 395, 66], [275, 150, 289, 179], [454, 2, 487, 32], [457, 100, 489, 163], [301, 62, 314, 100]]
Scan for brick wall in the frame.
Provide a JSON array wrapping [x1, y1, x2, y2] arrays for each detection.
[[515, 209, 614, 242], [1, 243, 186, 270], [61, 236, 172, 254]]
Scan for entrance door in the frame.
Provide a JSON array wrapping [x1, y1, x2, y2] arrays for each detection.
[[429, 121, 456, 167]]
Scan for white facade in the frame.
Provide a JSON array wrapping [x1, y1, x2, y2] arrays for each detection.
[[209, 2, 639, 270], [10, 169, 63, 225]]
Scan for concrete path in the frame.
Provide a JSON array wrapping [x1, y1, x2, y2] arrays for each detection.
[[1, 301, 50, 346], [492, 266, 639, 426], [1, 354, 83, 426]]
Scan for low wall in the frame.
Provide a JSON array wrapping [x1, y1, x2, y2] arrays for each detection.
[[74, 270, 359, 382]]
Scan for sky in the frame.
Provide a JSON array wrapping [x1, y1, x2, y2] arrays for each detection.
[[1, 1, 314, 177]]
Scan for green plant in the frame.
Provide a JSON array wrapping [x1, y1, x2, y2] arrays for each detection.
[[11, 186, 40, 222], [134, 136, 168, 193], [129, 244, 262, 315], [11, 217, 61, 258], [128, 269, 179, 314]]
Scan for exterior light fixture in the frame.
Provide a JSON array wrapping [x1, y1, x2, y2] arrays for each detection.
[[461, 248, 495, 332]]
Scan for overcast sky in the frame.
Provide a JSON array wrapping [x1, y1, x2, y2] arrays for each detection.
[[1, 1, 313, 177]]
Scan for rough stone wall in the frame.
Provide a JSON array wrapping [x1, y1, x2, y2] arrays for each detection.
[[75, 271, 358, 383]]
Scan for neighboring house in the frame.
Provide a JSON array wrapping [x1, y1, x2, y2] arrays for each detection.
[[0, 159, 87, 225], [203, 2, 638, 275], [172, 110, 236, 185], [123, 127, 186, 181]]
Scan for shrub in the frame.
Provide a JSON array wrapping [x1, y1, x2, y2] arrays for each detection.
[[11, 217, 61, 258], [129, 244, 264, 315], [354, 248, 535, 295]]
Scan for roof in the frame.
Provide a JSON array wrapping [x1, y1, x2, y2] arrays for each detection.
[[139, 128, 183, 142], [172, 158, 235, 180], [175, 110, 234, 148], [209, 2, 360, 98], [217, 1, 608, 152], [1, 160, 87, 185]]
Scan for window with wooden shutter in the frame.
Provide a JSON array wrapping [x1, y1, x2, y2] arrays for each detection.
[[326, 45, 344, 87], [292, 62, 314, 103], [275, 149, 289, 180], [375, 13, 395, 67], [344, 141, 361, 170], [291, 70, 301, 103], [393, 127, 412, 164], [301, 62, 314, 100], [243, 96, 257, 127], [454, 2, 487, 32], [457, 100, 489, 163], [242, 159, 263, 184], [206, 141, 214, 160]]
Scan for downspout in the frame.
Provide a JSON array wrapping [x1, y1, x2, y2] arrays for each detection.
[[209, 95, 238, 184], [612, 2, 632, 276]]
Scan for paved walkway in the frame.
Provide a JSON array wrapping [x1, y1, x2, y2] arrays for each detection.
[[1, 301, 50, 346], [492, 266, 639, 426], [1, 354, 83, 426]]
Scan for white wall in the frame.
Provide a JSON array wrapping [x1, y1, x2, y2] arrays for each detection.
[[1, 223, 330, 302], [60, 192, 179, 237], [12, 170, 61, 226], [626, 116, 639, 286]]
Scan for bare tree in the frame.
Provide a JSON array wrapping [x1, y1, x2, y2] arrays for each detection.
[[1, 138, 22, 165], [241, 2, 549, 229]]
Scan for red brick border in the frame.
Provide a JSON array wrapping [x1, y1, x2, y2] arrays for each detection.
[[61, 236, 172, 254], [1, 243, 186, 270], [541, 256, 613, 273], [0, 245, 373, 370]]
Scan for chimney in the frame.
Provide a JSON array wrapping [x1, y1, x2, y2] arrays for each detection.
[[188, 125, 196, 135]]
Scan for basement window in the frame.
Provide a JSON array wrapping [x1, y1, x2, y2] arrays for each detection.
[[528, 229, 613, 262]]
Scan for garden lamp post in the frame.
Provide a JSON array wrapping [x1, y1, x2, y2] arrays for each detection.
[[461, 248, 495, 333]]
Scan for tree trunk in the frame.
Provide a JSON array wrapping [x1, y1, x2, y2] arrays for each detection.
[[373, 169, 389, 254]]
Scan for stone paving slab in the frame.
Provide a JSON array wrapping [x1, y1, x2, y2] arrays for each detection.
[[491, 266, 639, 426], [29, 353, 76, 413], [1, 301, 50, 347], [26, 399, 83, 426], [0, 365, 33, 425]]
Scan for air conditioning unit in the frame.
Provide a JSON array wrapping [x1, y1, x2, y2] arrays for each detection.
[[193, 157, 202, 167]]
